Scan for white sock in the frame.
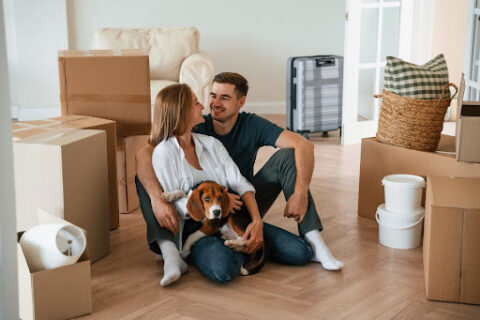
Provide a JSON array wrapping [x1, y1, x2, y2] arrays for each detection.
[[305, 230, 344, 271], [157, 240, 188, 286]]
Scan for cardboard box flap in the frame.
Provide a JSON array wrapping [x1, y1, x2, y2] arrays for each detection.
[[17, 243, 34, 319], [429, 176, 480, 209]]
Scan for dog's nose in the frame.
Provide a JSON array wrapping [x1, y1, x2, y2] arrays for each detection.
[[213, 209, 221, 217]]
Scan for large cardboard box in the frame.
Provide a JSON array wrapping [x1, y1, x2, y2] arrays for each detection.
[[58, 50, 151, 136], [18, 213, 91, 320], [423, 176, 480, 305], [117, 135, 149, 213], [358, 135, 480, 220], [456, 75, 480, 162], [14, 128, 110, 262], [12, 115, 119, 229]]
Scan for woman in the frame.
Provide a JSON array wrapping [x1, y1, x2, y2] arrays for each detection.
[[141, 83, 312, 286]]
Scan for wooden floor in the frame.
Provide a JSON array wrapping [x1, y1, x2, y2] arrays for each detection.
[[80, 115, 480, 320]]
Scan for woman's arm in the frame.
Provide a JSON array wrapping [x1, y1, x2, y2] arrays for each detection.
[[136, 143, 180, 234]]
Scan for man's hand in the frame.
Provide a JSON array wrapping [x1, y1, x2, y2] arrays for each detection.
[[152, 197, 180, 235], [284, 190, 309, 223], [241, 219, 264, 254], [226, 190, 243, 214]]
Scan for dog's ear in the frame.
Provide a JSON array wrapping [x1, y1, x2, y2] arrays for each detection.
[[221, 186, 230, 217], [187, 189, 204, 221]]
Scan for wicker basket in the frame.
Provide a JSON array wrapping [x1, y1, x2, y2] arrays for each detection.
[[375, 83, 458, 152]]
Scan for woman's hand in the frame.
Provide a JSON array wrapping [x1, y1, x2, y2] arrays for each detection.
[[226, 189, 243, 214], [242, 219, 264, 254], [152, 196, 180, 235]]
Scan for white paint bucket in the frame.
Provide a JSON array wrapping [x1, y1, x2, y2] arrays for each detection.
[[376, 204, 424, 249], [382, 174, 425, 213]]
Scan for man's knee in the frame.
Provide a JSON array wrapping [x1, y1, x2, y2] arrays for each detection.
[[272, 148, 295, 164]]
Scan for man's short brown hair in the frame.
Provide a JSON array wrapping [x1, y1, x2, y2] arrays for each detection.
[[213, 72, 249, 98]]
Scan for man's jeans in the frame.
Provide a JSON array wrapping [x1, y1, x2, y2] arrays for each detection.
[[136, 148, 323, 283]]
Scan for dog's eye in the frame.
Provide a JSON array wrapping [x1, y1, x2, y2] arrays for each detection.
[[204, 197, 210, 202], [218, 196, 222, 202]]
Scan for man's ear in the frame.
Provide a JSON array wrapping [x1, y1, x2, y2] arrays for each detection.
[[238, 95, 246, 109], [187, 189, 204, 221], [221, 187, 230, 217]]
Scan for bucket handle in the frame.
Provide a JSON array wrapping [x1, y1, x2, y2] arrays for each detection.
[[376, 212, 424, 230]]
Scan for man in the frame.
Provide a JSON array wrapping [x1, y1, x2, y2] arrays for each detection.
[[136, 72, 343, 283]]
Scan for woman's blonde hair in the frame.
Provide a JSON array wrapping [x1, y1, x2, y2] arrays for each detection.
[[149, 83, 193, 146]]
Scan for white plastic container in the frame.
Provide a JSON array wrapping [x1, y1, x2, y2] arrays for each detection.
[[382, 174, 425, 213], [376, 204, 424, 249]]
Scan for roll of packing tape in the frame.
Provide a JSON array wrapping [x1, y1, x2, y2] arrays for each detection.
[[20, 223, 87, 272]]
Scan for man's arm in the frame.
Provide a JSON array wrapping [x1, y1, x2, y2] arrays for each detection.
[[275, 130, 315, 223], [135, 144, 180, 234]]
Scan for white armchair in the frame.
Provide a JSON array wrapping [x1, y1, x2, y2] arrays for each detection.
[[92, 27, 214, 106]]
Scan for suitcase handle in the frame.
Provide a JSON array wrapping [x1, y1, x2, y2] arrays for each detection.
[[315, 58, 335, 67]]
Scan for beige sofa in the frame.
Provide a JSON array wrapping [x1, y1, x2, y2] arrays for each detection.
[[92, 27, 214, 106]]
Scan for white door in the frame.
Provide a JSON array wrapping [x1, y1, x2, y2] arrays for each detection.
[[341, 0, 414, 145]]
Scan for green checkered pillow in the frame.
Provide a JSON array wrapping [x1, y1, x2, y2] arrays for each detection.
[[384, 54, 449, 99]]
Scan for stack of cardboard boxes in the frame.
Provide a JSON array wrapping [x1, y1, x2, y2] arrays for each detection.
[[14, 50, 152, 319], [358, 76, 480, 305]]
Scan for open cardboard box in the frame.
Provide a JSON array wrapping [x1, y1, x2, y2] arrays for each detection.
[[17, 211, 92, 320], [456, 74, 480, 163]]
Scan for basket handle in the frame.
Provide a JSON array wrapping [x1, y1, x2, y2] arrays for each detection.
[[434, 82, 458, 108]]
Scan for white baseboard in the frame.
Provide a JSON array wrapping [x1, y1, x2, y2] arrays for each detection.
[[243, 101, 285, 114], [10, 106, 18, 119], [16, 107, 61, 121]]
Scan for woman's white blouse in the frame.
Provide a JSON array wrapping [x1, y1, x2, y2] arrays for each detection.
[[152, 133, 255, 198]]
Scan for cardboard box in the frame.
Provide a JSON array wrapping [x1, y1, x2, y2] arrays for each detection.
[[58, 50, 151, 136], [358, 135, 480, 220], [12, 115, 119, 229], [14, 128, 110, 262], [456, 75, 480, 162], [423, 176, 480, 305], [18, 213, 91, 320], [117, 135, 149, 213]]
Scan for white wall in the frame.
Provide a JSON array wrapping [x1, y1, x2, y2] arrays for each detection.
[[0, 0, 19, 318], [4, 0, 68, 119], [431, 0, 469, 86], [67, 0, 346, 113]]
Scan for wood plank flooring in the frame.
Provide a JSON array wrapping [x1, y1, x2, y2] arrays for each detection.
[[79, 115, 480, 320]]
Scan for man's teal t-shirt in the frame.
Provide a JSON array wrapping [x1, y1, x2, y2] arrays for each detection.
[[194, 112, 284, 181]]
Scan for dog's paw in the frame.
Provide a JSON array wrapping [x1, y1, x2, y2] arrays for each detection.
[[224, 239, 246, 251]]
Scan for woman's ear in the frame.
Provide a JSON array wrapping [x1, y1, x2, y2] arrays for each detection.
[[187, 189, 204, 221], [221, 187, 230, 217]]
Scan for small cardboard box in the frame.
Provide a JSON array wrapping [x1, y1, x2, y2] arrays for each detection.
[[14, 128, 110, 262], [18, 213, 92, 320], [58, 50, 151, 136], [423, 176, 480, 305], [117, 135, 149, 213], [12, 115, 119, 229], [358, 135, 480, 220], [456, 75, 480, 163]]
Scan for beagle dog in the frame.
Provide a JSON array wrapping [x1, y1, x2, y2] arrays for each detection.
[[163, 181, 266, 276]]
